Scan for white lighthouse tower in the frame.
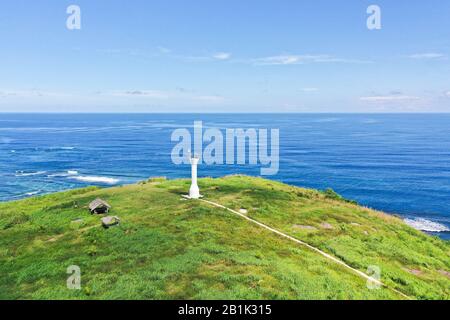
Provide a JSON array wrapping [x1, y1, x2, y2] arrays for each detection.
[[189, 154, 200, 199]]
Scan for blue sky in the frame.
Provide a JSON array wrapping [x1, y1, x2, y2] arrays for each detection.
[[0, 0, 449, 112]]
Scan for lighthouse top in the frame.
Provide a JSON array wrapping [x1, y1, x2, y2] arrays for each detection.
[[189, 153, 200, 165]]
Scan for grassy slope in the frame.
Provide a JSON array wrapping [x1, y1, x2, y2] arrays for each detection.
[[0, 176, 448, 300]]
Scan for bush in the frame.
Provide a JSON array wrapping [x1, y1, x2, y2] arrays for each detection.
[[323, 188, 358, 205]]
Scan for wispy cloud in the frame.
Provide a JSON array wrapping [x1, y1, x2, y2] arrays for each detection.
[[95, 48, 370, 67], [0, 90, 69, 98], [98, 46, 229, 62], [97, 90, 226, 104], [212, 52, 231, 60], [407, 53, 446, 60], [108, 90, 169, 99], [193, 95, 225, 103], [255, 55, 303, 65], [360, 95, 420, 102], [182, 52, 233, 62], [157, 46, 171, 54], [252, 54, 372, 66]]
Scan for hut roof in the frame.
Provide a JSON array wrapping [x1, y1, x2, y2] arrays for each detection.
[[89, 198, 111, 211]]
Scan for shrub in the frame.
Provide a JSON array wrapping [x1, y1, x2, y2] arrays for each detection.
[[323, 188, 358, 205]]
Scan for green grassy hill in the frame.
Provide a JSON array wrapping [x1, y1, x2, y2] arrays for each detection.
[[0, 175, 449, 300]]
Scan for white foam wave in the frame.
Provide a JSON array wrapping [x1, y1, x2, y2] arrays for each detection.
[[15, 171, 47, 177], [69, 175, 120, 184], [11, 190, 42, 199], [47, 173, 66, 178], [25, 190, 41, 196], [404, 218, 450, 233], [46, 170, 78, 178]]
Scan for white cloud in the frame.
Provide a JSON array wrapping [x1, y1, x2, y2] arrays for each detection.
[[407, 53, 446, 59], [99, 90, 226, 103], [253, 54, 372, 66], [0, 90, 68, 98], [181, 52, 232, 62], [194, 95, 225, 102], [157, 46, 171, 54], [254, 55, 312, 65], [109, 90, 169, 99], [445, 91, 450, 97], [360, 95, 420, 102], [212, 52, 231, 60]]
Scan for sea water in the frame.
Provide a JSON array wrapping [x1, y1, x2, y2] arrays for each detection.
[[1, 113, 449, 239]]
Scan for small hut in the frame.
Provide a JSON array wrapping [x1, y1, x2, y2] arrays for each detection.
[[89, 198, 111, 214]]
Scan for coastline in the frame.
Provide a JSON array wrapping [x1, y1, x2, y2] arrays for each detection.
[[4, 174, 450, 240], [1, 175, 449, 300]]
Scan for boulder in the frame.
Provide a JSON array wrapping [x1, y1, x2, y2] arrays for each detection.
[[101, 216, 120, 228], [320, 222, 334, 230], [293, 224, 317, 231], [438, 270, 450, 279]]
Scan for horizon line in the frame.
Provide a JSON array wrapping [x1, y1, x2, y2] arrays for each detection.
[[1, 112, 450, 115]]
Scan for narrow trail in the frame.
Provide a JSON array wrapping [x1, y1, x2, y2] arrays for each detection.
[[198, 198, 412, 300]]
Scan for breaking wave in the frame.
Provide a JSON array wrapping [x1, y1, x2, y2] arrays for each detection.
[[69, 175, 120, 185], [47, 170, 79, 178], [15, 171, 47, 177], [404, 218, 450, 233], [25, 190, 41, 196]]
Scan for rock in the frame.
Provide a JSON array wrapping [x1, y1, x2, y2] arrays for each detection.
[[293, 224, 317, 231], [320, 222, 334, 230], [438, 270, 450, 279], [239, 209, 248, 214], [405, 268, 422, 276], [101, 216, 120, 228]]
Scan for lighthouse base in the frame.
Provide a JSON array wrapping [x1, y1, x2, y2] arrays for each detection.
[[189, 184, 201, 199], [182, 194, 203, 200]]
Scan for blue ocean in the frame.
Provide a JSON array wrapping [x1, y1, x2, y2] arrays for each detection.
[[1, 113, 449, 239]]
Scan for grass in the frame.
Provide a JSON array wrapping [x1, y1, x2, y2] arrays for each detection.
[[0, 175, 449, 300]]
